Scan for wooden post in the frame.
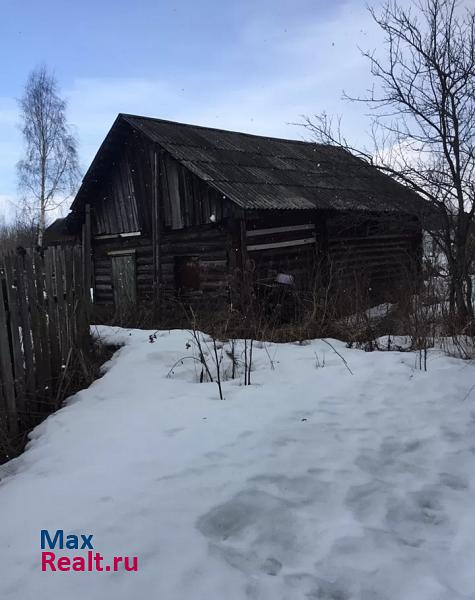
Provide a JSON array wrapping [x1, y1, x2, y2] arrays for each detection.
[[152, 146, 161, 319], [316, 210, 329, 289], [238, 212, 250, 309], [82, 203, 92, 314]]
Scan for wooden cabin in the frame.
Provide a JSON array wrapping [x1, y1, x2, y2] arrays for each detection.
[[48, 114, 423, 314]]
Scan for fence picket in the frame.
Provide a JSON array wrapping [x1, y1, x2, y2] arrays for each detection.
[[2, 255, 26, 420], [34, 252, 52, 402], [0, 245, 89, 459], [44, 249, 60, 384], [24, 252, 44, 402], [14, 254, 35, 399], [0, 276, 18, 436]]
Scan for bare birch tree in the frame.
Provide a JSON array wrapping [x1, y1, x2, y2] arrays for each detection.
[[17, 66, 80, 247], [303, 0, 475, 325]]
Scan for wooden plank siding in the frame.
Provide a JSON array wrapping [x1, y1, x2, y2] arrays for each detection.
[[88, 131, 236, 307], [242, 211, 319, 291], [160, 153, 232, 230], [92, 149, 140, 235]]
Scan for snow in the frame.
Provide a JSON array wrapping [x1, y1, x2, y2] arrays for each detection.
[[0, 326, 475, 599]]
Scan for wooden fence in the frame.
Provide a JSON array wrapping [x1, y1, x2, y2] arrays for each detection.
[[0, 246, 90, 458]]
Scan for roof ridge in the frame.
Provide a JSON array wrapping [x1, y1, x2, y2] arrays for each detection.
[[120, 113, 341, 149]]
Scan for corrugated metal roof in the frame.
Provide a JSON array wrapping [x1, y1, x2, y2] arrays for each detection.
[[71, 113, 423, 214], [121, 114, 422, 213]]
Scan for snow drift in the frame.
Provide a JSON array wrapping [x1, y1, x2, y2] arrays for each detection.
[[0, 326, 474, 599]]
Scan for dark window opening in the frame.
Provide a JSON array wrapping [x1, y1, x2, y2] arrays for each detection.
[[174, 256, 200, 292]]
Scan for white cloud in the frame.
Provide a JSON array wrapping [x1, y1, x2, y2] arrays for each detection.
[[62, 7, 379, 168], [3, 0, 453, 200], [57, 0, 391, 171], [0, 1, 383, 198]]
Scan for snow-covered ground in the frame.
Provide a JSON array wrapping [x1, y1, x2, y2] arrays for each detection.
[[1, 326, 475, 600]]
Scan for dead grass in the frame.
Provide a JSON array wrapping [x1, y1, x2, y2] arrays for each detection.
[[0, 338, 117, 466]]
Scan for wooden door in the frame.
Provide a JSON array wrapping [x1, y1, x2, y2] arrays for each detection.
[[111, 254, 136, 309]]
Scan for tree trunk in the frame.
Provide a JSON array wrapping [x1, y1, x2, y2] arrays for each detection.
[[452, 256, 471, 326], [37, 156, 46, 248], [37, 202, 46, 248], [465, 273, 474, 321]]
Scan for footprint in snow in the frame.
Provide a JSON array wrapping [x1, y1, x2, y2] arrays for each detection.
[[164, 427, 184, 436], [439, 472, 469, 490]]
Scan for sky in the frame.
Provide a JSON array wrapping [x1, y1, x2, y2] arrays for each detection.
[[0, 0, 396, 219]]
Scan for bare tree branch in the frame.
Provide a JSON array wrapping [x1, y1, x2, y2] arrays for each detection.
[[303, 0, 475, 323]]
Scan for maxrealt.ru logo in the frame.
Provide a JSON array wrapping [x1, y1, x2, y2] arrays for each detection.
[[41, 530, 138, 572]]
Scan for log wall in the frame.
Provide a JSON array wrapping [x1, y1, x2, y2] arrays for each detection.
[[243, 210, 320, 290], [85, 123, 422, 313], [325, 210, 421, 300], [92, 225, 232, 306], [93, 236, 153, 304], [160, 225, 231, 302]]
